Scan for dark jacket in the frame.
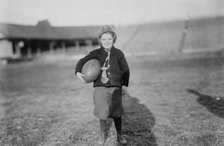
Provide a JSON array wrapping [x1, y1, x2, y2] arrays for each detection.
[[75, 46, 130, 87]]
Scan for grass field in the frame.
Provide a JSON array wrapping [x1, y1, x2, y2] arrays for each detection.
[[0, 51, 224, 146]]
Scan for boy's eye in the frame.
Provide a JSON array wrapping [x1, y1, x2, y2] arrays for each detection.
[[102, 39, 112, 41]]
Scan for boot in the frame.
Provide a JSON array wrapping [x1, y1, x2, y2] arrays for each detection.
[[117, 134, 127, 145], [114, 117, 127, 145]]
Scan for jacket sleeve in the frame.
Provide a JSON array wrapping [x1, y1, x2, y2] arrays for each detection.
[[120, 53, 130, 87], [75, 51, 96, 75]]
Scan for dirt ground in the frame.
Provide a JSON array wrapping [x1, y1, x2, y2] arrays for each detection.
[[1, 51, 224, 146]]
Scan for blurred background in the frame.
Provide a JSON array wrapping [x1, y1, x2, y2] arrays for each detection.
[[0, 0, 223, 62], [1, 1, 224, 146]]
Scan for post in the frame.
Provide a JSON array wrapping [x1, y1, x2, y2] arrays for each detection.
[[75, 41, 80, 53], [49, 42, 55, 53], [179, 16, 190, 53], [61, 42, 66, 53], [15, 41, 23, 58], [27, 47, 32, 58], [36, 47, 41, 56]]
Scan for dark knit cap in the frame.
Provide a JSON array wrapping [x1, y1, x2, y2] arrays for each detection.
[[97, 25, 117, 43]]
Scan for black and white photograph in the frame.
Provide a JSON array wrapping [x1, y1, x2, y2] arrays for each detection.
[[0, 0, 224, 145]]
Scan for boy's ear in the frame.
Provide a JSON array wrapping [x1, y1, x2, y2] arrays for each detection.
[[97, 38, 102, 46], [113, 34, 117, 43]]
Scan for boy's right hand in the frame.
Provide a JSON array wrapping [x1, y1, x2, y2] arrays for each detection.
[[76, 72, 86, 83]]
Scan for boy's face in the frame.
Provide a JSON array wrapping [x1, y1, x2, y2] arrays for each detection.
[[100, 32, 114, 49]]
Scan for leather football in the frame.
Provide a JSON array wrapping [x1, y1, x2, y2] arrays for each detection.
[[81, 59, 101, 83]]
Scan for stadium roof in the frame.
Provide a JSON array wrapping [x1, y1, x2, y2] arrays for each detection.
[[0, 20, 100, 40]]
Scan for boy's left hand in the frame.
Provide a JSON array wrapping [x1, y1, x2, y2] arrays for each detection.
[[76, 72, 86, 83], [122, 86, 128, 95]]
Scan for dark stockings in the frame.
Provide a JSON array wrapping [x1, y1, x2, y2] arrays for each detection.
[[113, 117, 122, 135], [113, 117, 127, 144]]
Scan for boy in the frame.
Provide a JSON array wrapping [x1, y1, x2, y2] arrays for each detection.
[[75, 25, 130, 145]]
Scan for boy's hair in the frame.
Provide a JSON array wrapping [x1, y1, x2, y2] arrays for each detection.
[[97, 25, 117, 43]]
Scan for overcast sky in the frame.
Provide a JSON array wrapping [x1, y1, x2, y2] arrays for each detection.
[[0, 0, 223, 26]]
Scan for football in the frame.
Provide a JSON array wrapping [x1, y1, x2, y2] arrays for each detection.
[[81, 59, 101, 83]]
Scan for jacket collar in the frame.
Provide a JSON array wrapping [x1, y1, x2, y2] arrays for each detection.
[[100, 46, 114, 52]]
